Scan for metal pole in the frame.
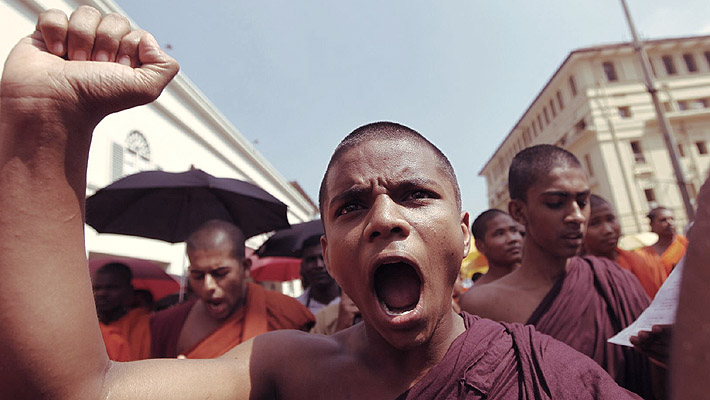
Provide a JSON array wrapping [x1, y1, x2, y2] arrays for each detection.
[[619, 0, 696, 221]]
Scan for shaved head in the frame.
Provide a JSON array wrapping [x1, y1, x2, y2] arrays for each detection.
[[508, 144, 583, 202], [471, 209, 508, 240], [186, 219, 246, 260], [95, 262, 133, 286], [318, 122, 461, 214]]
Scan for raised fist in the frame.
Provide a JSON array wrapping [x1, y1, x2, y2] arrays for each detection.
[[0, 6, 179, 124]]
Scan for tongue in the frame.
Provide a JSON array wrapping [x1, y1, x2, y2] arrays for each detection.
[[374, 262, 421, 311]]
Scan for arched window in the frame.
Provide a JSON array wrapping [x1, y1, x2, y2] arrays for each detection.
[[111, 130, 152, 181]]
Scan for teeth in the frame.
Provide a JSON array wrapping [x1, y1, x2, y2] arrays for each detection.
[[380, 300, 415, 316]]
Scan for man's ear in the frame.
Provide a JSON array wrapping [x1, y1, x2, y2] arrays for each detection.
[[508, 199, 527, 227], [460, 211, 472, 259], [242, 257, 252, 278], [474, 238, 486, 256]]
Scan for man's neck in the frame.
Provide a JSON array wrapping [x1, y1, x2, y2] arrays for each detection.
[[653, 234, 675, 255], [477, 263, 517, 285], [358, 310, 465, 389], [518, 241, 570, 285], [309, 284, 340, 305]]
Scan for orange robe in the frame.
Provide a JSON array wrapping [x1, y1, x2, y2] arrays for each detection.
[[99, 325, 132, 361], [616, 248, 667, 299], [99, 307, 152, 361], [150, 282, 314, 358], [639, 234, 688, 276]]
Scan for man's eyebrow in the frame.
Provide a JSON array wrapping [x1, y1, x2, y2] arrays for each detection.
[[541, 189, 591, 197], [329, 186, 370, 208]]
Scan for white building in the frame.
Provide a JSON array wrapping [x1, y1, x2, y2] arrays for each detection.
[[1, 0, 319, 276], [480, 35, 710, 235]]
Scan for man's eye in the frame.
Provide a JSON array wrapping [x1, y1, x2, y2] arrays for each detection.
[[577, 200, 588, 208], [190, 273, 204, 281], [336, 203, 362, 216], [545, 202, 563, 209], [407, 190, 434, 201]]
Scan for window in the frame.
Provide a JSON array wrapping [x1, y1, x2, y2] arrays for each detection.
[[696, 141, 708, 155], [683, 53, 698, 72], [618, 106, 632, 118], [543, 107, 550, 124], [705, 51, 710, 68], [644, 188, 656, 203], [584, 154, 594, 177], [537, 114, 544, 130], [691, 98, 709, 109], [678, 144, 686, 158], [550, 100, 557, 117], [569, 76, 578, 96], [603, 62, 618, 82], [662, 55, 677, 75], [556, 90, 565, 110], [532, 122, 538, 137], [631, 141, 646, 163], [663, 102, 672, 112], [111, 130, 151, 182], [678, 100, 688, 111]]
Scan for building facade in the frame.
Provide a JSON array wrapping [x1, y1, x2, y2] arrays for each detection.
[[480, 35, 710, 235], [1, 0, 319, 276]]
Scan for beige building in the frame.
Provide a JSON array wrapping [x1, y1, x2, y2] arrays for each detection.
[[480, 35, 710, 234], [1, 0, 319, 282]]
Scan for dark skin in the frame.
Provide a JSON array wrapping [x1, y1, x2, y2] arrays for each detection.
[[92, 271, 133, 324]]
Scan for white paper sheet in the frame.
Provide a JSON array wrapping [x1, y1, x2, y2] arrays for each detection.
[[607, 257, 684, 347]]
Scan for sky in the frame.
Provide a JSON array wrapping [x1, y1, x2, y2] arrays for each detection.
[[113, 0, 710, 217]]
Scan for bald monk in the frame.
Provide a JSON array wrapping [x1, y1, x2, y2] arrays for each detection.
[[462, 145, 652, 398], [462, 209, 522, 287], [638, 206, 688, 276], [92, 262, 151, 360], [0, 8, 641, 399], [150, 220, 314, 358], [583, 194, 666, 298]]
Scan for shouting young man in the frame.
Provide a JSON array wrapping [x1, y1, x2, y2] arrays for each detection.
[[0, 7, 640, 399]]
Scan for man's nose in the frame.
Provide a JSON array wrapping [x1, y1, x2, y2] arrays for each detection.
[[565, 202, 586, 225], [363, 195, 410, 241], [204, 274, 218, 292]]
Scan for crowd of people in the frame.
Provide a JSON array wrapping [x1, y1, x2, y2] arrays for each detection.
[[0, 6, 707, 400]]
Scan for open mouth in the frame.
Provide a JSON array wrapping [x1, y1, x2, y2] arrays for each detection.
[[374, 262, 421, 316]]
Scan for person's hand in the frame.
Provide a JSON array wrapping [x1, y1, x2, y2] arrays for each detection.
[[630, 324, 672, 368], [1, 6, 178, 126]]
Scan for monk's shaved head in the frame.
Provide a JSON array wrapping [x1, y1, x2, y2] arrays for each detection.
[[508, 144, 583, 202], [647, 206, 670, 222], [590, 194, 613, 212], [471, 209, 508, 240], [186, 219, 246, 261], [318, 121, 461, 214]]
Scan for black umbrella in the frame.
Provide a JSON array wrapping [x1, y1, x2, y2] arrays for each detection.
[[86, 169, 290, 243], [257, 219, 324, 258]]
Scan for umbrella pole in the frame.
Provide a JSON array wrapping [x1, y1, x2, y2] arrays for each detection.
[[178, 252, 188, 303]]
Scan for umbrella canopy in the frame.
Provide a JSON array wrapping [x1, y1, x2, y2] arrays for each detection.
[[89, 256, 179, 301], [257, 219, 324, 258], [86, 169, 290, 243], [250, 256, 302, 282]]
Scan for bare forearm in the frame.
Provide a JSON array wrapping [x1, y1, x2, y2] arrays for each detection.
[[671, 178, 710, 399]]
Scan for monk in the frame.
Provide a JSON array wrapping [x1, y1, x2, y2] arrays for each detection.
[[462, 145, 652, 398], [638, 206, 688, 276], [297, 235, 341, 314], [0, 8, 641, 399], [150, 219, 314, 358], [461, 209, 522, 287], [583, 194, 666, 298], [92, 262, 151, 360]]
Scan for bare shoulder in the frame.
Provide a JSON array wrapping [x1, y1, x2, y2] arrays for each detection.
[[224, 328, 350, 398], [459, 281, 512, 320]]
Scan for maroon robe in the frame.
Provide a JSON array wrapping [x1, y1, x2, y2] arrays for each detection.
[[397, 313, 639, 399], [526, 256, 652, 398]]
